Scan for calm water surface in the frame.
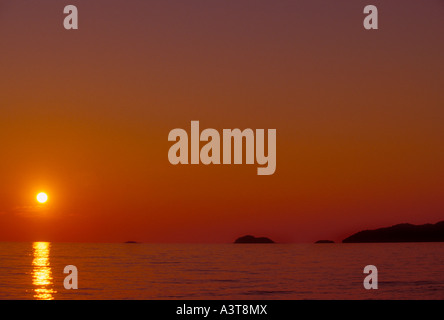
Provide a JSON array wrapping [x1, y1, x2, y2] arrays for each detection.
[[0, 242, 443, 299]]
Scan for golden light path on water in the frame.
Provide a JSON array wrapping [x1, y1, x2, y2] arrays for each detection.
[[32, 242, 56, 300]]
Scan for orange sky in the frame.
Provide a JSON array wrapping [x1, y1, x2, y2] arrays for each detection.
[[0, 0, 443, 243]]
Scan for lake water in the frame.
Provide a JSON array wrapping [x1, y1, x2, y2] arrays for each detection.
[[0, 242, 443, 300]]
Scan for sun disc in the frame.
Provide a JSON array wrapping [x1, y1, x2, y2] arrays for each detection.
[[36, 192, 48, 204]]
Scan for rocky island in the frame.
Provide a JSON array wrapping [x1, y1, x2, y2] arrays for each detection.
[[343, 221, 444, 243], [234, 235, 275, 244], [315, 240, 335, 244]]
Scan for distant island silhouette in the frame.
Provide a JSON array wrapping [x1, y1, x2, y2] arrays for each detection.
[[343, 221, 444, 243], [315, 240, 335, 244], [124, 241, 140, 244], [234, 235, 275, 243]]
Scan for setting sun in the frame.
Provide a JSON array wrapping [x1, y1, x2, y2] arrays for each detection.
[[36, 192, 48, 204]]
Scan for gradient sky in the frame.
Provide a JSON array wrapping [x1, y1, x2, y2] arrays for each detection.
[[0, 0, 443, 243]]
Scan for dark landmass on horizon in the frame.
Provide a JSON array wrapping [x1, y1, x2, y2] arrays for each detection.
[[234, 235, 275, 244], [343, 221, 444, 243], [315, 240, 335, 244]]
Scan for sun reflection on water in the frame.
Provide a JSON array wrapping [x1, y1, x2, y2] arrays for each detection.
[[32, 242, 56, 300]]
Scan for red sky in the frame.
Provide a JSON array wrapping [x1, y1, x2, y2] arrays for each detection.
[[0, 0, 443, 243]]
